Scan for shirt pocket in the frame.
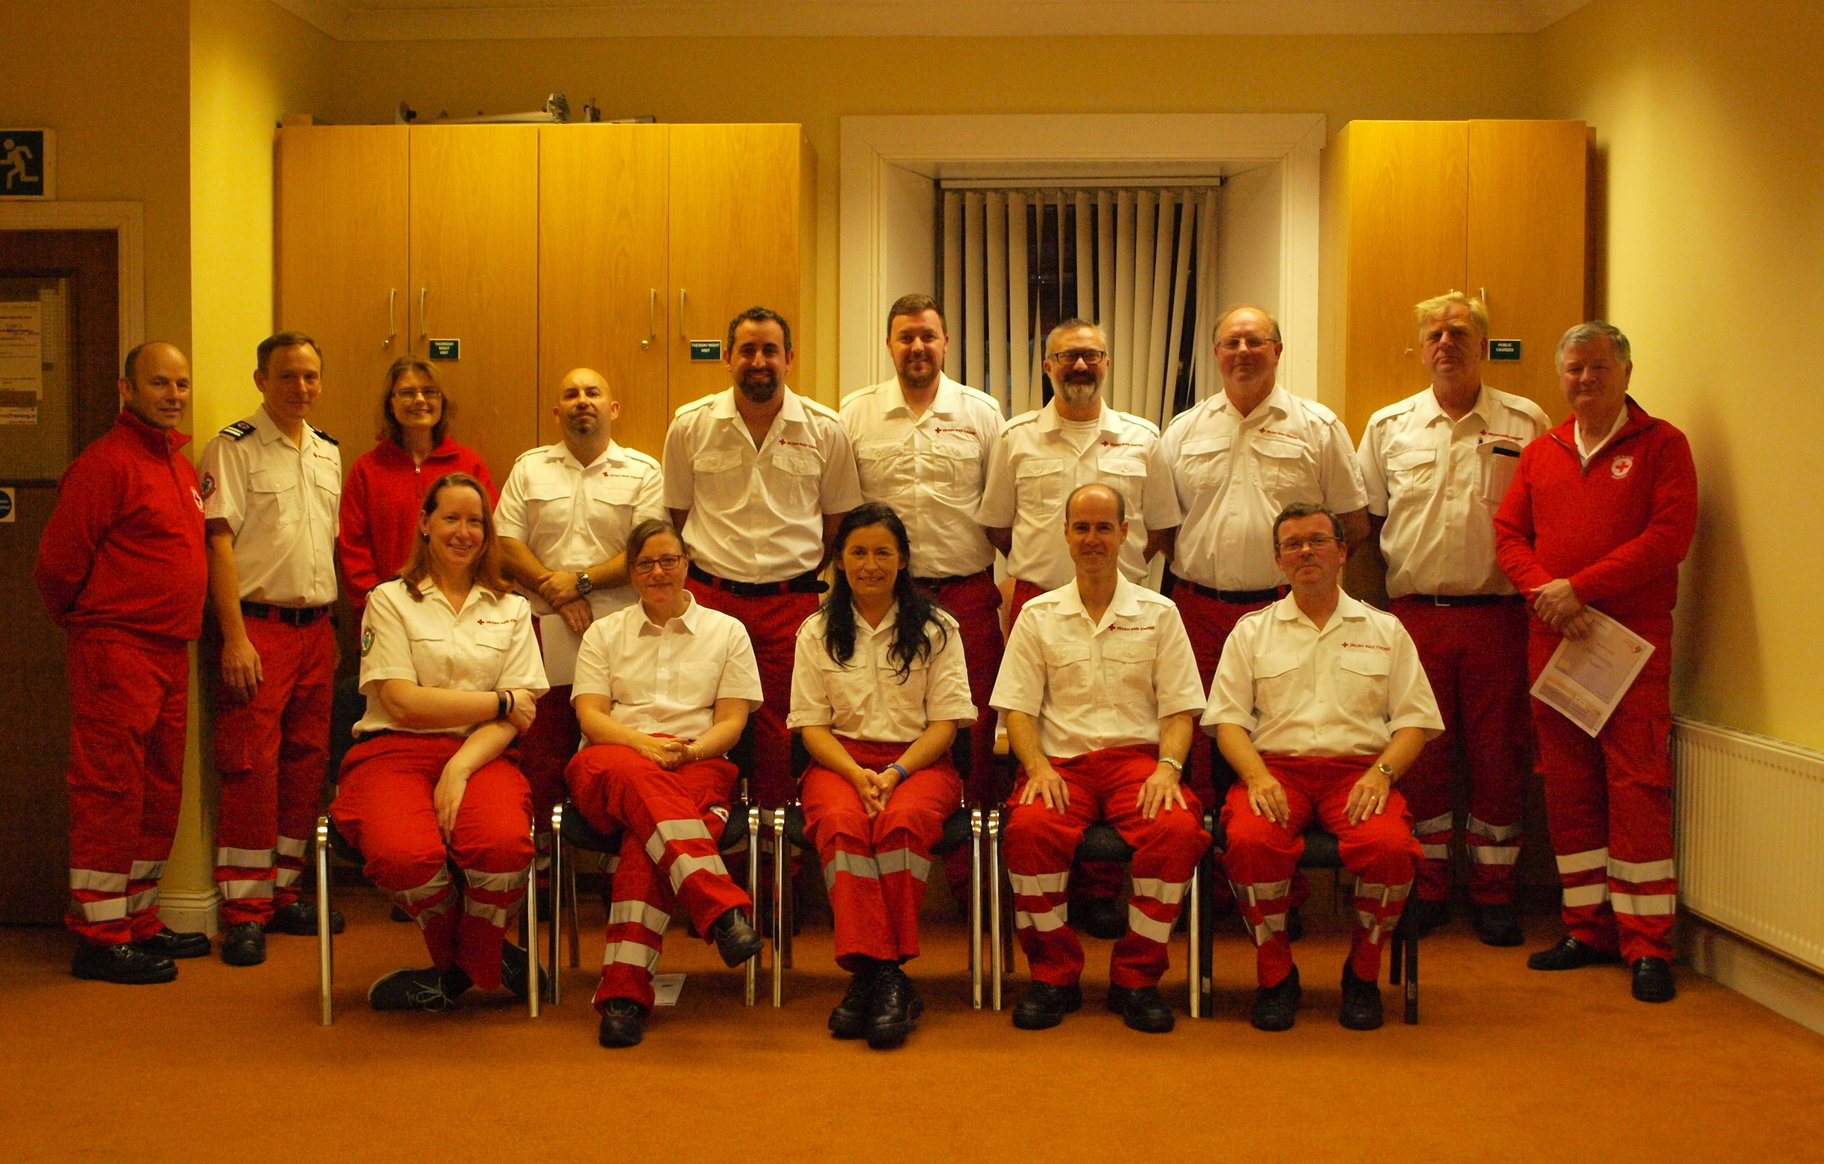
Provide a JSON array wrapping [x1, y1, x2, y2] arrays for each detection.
[[524, 479, 575, 544], [926, 440, 983, 505], [677, 660, 723, 709], [691, 446, 750, 508], [856, 439, 912, 497], [1041, 639, 1095, 701], [770, 448, 822, 511], [248, 467, 298, 526], [1385, 446, 1437, 502], [407, 628, 451, 687], [1101, 635, 1158, 703], [1014, 456, 1065, 514], [1335, 649, 1392, 717], [1096, 454, 1149, 514], [1479, 443, 1522, 509], [1254, 435, 1319, 498], [1177, 435, 1231, 492], [877, 657, 930, 722], [588, 475, 641, 545], [1253, 650, 1305, 714]]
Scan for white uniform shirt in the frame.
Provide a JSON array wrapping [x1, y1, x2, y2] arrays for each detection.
[[571, 596, 763, 740], [662, 387, 864, 583], [353, 578, 549, 736], [787, 605, 977, 743], [991, 576, 1205, 761], [1203, 591, 1443, 758], [493, 440, 665, 619], [841, 373, 1005, 579], [977, 403, 1182, 591], [1160, 385, 1367, 591], [1357, 385, 1550, 598], [199, 407, 341, 607]]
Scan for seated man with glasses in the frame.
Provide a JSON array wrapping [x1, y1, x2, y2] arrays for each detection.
[[1203, 502, 1442, 1032]]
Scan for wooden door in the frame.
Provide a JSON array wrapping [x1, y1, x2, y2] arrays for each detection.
[[276, 125, 409, 456], [0, 229, 121, 924], [409, 125, 540, 485], [1468, 120, 1588, 424], [538, 124, 671, 461]]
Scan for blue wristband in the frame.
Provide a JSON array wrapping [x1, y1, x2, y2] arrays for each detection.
[[885, 762, 911, 782]]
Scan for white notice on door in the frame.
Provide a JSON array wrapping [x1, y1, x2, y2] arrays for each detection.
[[0, 301, 44, 425]]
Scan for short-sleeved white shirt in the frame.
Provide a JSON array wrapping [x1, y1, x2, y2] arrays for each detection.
[[977, 403, 1182, 591], [1160, 385, 1367, 591], [991, 576, 1205, 760], [353, 577, 550, 736], [662, 387, 864, 584], [493, 439, 665, 618], [571, 595, 764, 740], [787, 604, 977, 743], [841, 374, 1005, 579], [199, 407, 341, 607], [1357, 385, 1550, 598], [1202, 590, 1443, 757]]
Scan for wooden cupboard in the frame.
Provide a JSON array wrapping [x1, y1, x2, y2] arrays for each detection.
[[1319, 119, 1589, 438]]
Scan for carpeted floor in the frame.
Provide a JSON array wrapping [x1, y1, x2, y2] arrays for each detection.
[[6, 885, 1824, 1164]]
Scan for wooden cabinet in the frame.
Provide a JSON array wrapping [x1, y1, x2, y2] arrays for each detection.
[[1319, 119, 1589, 437], [278, 122, 815, 476]]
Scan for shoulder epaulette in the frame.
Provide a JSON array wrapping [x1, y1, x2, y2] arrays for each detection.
[[311, 426, 339, 446], [219, 420, 255, 440], [1004, 410, 1043, 431]]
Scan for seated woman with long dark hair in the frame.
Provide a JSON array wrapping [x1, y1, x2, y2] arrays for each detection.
[[331, 472, 546, 1011], [788, 502, 976, 1050]]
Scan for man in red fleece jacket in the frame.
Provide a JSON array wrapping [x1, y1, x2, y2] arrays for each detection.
[[1494, 321, 1697, 1003]]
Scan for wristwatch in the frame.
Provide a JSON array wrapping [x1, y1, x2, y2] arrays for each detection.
[[575, 571, 594, 596]]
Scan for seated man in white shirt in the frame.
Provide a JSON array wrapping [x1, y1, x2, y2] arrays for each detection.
[[1204, 502, 1442, 1032]]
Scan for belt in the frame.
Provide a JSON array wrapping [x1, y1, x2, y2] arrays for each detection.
[[240, 600, 331, 626], [688, 562, 826, 598], [1400, 593, 1521, 608], [913, 569, 991, 590], [1183, 580, 1283, 605]]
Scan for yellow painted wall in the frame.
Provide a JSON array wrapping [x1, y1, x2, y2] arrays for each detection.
[[1541, 0, 1824, 748]]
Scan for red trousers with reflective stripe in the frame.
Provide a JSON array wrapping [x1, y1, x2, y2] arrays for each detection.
[[802, 738, 960, 972], [1004, 747, 1209, 988], [1222, 755, 1420, 985], [64, 634, 188, 945], [517, 683, 577, 822], [686, 580, 819, 808], [1393, 597, 1530, 905], [921, 574, 1001, 901], [212, 615, 334, 924], [566, 743, 750, 1010], [332, 734, 533, 990], [1529, 631, 1676, 962]]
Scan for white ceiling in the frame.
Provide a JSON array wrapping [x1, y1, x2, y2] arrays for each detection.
[[269, 0, 1595, 41]]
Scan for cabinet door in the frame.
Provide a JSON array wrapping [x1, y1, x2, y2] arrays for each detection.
[[668, 124, 812, 409], [538, 124, 671, 460], [276, 125, 409, 457], [409, 124, 540, 485], [1468, 120, 1588, 423]]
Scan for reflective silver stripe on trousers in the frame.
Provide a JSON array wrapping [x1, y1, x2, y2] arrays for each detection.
[[1608, 856, 1676, 883], [466, 868, 529, 893], [1353, 879, 1412, 904], [275, 835, 309, 859], [1561, 883, 1610, 907], [1469, 846, 1521, 866], [464, 896, 515, 927], [824, 850, 881, 893], [608, 899, 672, 934], [1016, 905, 1069, 932], [1131, 877, 1188, 905], [1611, 891, 1677, 916], [1413, 811, 1455, 835], [1008, 871, 1068, 896], [1232, 879, 1293, 907], [274, 866, 302, 889], [1126, 904, 1173, 943], [124, 887, 159, 913], [1556, 847, 1609, 875], [78, 897, 131, 922], [601, 939, 663, 973], [875, 848, 931, 881], [667, 853, 727, 895], [645, 818, 714, 865], [397, 868, 452, 904], [129, 859, 165, 881], [1246, 913, 1286, 946], [220, 880, 274, 901], [70, 868, 129, 893], [1466, 815, 1523, 844], [216, 846, 275, 868], [1420, 843, 1451, 860]]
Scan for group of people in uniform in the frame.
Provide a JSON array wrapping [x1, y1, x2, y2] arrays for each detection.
[[36, 288, 1696, 1049]]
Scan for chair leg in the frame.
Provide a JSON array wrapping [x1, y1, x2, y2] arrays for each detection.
[[969, 808, 983, 1010], [548, 804, 565, 1006], [988, 808, 1004, 1012], [770, 808, 786, 1008], [524, 825, 540, 1019], [1187, 863, 1202, 1019], [744, 805, 760, 1007], [1403, 936, 1419, 1024], [1198, 815, 1218, 1019], [315, 814, 334, 1027]]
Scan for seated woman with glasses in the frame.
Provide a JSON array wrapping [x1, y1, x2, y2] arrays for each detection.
[[788, 503, 977, 1051], [339, 356, 496, 612], [331, 472, 547, 1012], [562, 518, 765, 1049]]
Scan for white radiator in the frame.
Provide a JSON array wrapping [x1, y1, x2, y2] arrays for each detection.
[[1675, 717, 1824, 975]]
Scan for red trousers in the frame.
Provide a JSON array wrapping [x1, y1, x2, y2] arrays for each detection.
[[1171, 584, 1276, 807], [801, 738, 961, 972], [64, 635, 189, 945], [1004, 747, 1209, 988], [922, 573, 1002, 902], [686, 580, 820, 807], [332, 734, 533, 990], [517, 683, 578, 822], [212, 615, 335, 925], [1529, 632, 1676, 962], [566, 743, 751, 1011], [1393, 597, 1530, 905], [1222, 755, 1421, 985]]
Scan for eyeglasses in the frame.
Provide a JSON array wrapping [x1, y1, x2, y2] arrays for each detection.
[[632, 554, 685, 575], [1277, 535, 1339, 553], [1217, 336, 1275, 352], [392, 387, 443, 401], [1047, 348, 1108, 366]]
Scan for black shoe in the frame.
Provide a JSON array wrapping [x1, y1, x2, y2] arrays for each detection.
[[597, 997, 647, 1047], [367, 966, 463, 1011], [499, 942, 547, 1001], [707, 908, 762, 968], [72, 942, 177, 985], [1250, 966, 1301, 1032], [829, 963, 883, 1039], [866, 964, 924, 1050], [1107, 984, 1175, 1033], [1072, 895, 1126, 941], [1012, 980, 1083, 1030], [1470, 903, 1524, 947], [1339, 963, 1384, 1031], [265, 900, 344, 936], [1631, 956, 1676, 1003], [1406, 897, 1450, 938], [1527, 936, 1621, 971], [132, 926, 211, 960], [220, 921, 266, 966]]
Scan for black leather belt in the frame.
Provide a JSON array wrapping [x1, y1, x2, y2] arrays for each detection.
[[240, 600, 331, 626], [688, 563, 826, 598], [913, 570, 991, 590], [1400, 593, 1521, 608], [1182, 581, 1283, 604]]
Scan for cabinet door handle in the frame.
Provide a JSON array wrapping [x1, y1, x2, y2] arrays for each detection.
[[679, 288, 688, 341], [419, 288, 428, 339], [642, 288, 656, 350], [385, 288, 397, 350]]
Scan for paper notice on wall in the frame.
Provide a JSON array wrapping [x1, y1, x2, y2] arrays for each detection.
[[0, 301, 44, 425]]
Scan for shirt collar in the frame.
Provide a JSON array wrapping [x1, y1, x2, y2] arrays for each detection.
[[638, 591, 704, 636], [1056, 574, 1142, 626], [711, 385, 803, 425], [1271, 587, 1368, 628], [1037, 399, 1118, 435]]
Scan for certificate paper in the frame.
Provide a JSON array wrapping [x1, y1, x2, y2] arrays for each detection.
[[1530, 610, 1655, 738], [538, 613, 581, 687]]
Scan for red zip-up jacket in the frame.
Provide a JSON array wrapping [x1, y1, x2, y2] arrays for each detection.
[[337, 436, 496, 609], [35, 409, 208, 647], [1494, 396, 1697, 640]]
